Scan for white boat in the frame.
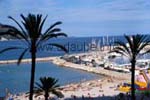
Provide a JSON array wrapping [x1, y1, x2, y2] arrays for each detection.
[[89, 38, 97, 51]]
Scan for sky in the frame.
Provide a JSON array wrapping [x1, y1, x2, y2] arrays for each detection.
[[0, 0, 150, 37]]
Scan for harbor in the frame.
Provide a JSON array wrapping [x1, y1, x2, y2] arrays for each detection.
[[3, 49, 150, 100]]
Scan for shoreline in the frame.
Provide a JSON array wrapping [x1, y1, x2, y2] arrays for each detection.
[[1, 52, 132, 99], [9, 77, 124, 100], [50, 57, 130, 80], [0, 51, 130, 80]]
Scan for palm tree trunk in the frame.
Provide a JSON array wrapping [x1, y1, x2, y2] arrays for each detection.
[[29, 45, 36, 100], [131, 59, 136, 100], [45, 92, 49, 100]]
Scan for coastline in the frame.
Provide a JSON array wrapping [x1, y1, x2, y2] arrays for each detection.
[[51, 57, 130, 80], [0, 51, 130, 80], [1, 51, 132, 99]]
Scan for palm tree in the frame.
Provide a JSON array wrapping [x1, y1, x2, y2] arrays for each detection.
[[34, 77, 64, 100], [0, 14, 68, 100], [111, 34, 150, 100]]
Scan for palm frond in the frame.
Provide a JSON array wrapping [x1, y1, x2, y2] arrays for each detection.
[[35, 82, 43, 89], [37, 33, 67, 47], [0, 24, 30, 45], [39, 77, 46, 87], [38, 15, 47, 34], [0, 47, 22, 54], [43, 33, 67, 41], [17, 48, 29, 65], [51, 89, 64, 98], [44, 21, 62, 35], [20, 14, 44, 42], [141, 49, 150, 56], [8, 16, 28, 38], [112, 49, 129, 58], [48, 28, 61, 33], [51, 79, 59, 87], [124, 35, 134, 54], [138, 42, 150, 55], [114, 41, 131, 56], [134, 34, 146, 49], [0, 30, 22, 40], [21, 14, 35, 39], [53, 85, 60, 89], [34, 92, 43, 98], [46, 43, 68, 53]]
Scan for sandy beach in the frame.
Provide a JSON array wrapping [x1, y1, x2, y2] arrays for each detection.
[[7, 76, 150, 100], [61, 77, 124, 99], [8, 77, 125, 100]]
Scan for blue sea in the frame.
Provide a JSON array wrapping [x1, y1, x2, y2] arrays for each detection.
[[0, 36, 121, 60], [0, 36, 115, 96], [0, 36, 149, 96], [0, 62, 102, 96]]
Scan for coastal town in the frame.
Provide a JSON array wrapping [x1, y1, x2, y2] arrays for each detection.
[[1, 1, 150, 100], [0, 31, 149, 100]]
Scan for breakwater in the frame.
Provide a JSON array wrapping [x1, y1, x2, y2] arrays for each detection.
[[0, 57, 56, 64]]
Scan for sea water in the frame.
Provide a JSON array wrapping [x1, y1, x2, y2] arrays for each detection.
[[0, 36, 121, 60], [0, 62, 102, 96], [0, 37, 108, 96], [0, 36, 149, 96]]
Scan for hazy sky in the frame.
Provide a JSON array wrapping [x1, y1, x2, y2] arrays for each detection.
[[0, 0, 150, 37]]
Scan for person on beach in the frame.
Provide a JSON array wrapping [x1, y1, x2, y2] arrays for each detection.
[[82, 95, 85, 100]]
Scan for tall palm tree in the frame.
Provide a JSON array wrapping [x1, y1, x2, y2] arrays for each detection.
[[34, 77, 64, 100], [111, 34, 150, 100], [0, 14, 68, 100]]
